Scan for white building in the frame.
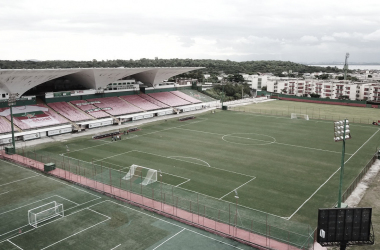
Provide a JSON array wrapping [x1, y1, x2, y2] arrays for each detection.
[[241, 74, 268, 90]]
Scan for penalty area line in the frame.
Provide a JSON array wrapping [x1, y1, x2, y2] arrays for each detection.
[[7, 240, 23, 250], [287, 128, 380, 220], [152, 229, 185, 250], [219, 177, 256, 200]]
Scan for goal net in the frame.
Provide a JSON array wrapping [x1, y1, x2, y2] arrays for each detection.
[[291, 113, 309, 120], [122, 164, 157, 186], [28, 201, 64, 228]]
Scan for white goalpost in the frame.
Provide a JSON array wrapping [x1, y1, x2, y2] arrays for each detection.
[[122, 164, 158, 186], [28, 201, 64, 228], [291, 113, 309, 120]]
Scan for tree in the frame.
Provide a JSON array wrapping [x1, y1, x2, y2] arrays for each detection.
[[261, 86, 267, 91], [368, 75, 372, 78], [310, 93, 320, 98]]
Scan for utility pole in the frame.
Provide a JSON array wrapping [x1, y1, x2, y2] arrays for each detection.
[[8, 93, 19, 150]]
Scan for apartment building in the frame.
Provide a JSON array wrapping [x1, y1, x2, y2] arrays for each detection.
[[241, 74, 268, 90]]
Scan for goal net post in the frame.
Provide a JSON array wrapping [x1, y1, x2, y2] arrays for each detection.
[[291, 113, 309, 120], [122, 164, 157, 185], [28, 201, 64, 228]]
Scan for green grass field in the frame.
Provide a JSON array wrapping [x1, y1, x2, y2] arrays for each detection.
[[0, 160, 254, 250], [24, 106, 380, 231], [231, 100, 380, 124]]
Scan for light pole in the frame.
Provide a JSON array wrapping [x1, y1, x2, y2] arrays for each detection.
[[159, 169, 163, 211], [234, 189, 239, 237], [8, 93, 19, 151], [334, 119, 351, 208]]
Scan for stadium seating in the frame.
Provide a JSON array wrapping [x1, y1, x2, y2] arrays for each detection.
[[70, 100, 110, 118], [148, 92, 191, 106], [139, 94, 169, 108], [0, 104, 69, 130], [47, 102, 93, 122], [0, 117, 12, 134], [120, 95, 161, 111], [86, 97, 142, 116], [170, 91, 202, 104]]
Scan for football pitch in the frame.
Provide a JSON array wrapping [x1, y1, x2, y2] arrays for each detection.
[[0, 160, 254, 250], [27, 108, 380, 226]]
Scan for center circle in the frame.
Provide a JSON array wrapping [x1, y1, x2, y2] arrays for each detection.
[[222, 133, 276, 145]]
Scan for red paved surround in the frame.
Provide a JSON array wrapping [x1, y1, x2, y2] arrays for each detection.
[[1, 152, 308, 250]]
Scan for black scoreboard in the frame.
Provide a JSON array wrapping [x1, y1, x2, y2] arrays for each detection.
[[317, 207, 374, 247]]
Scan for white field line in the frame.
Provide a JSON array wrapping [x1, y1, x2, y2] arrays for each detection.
[[0, 200, 108, 244], [40, 214, 110, 250], [0, 195, 63, 216], [62, 119, 208, 155], [168, 156, 211, 167], [105, 200, 244, 250], [287, 128, 380, 220], [0, 191, 9, 196], [93, 150, 135, 162], [0, 175, 39, 187], [110, 244, 121, 250], [233, 112, 377, 129], [7, 239, 23, 250], [133, 149, 256, 178], [175, 179, 191, 187], [152, 228, 186, 250], [219, 178, 256, 200], [0, 160, 101, 200], [55, 195, 79, 205], [177, 127, 349, 155]]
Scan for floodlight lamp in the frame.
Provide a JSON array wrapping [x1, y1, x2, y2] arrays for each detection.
[[345, 130, 350, 134], [345, 135, 350, 139], [340, 136, 344, 140]]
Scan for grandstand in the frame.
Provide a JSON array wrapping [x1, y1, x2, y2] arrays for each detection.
[[170, 90, 202, 104], [139, 93, 170, 108], [86, 97, 142, 116], [148, 92, 191, 106], [120, 95, 161, 111], [47, 102, 94, 122], [70, 100, 110, 119]]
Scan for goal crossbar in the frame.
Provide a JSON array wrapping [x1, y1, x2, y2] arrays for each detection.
[[122, 164, 157, 186], [28, 201, 64, 228], [291, 113, 309, 120]]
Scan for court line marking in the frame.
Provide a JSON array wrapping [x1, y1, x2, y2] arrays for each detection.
[[219, 178, 256, 200], [152, 228, 186, 250], [286, 128, 380, 220], [110, 244, 121, 250], [40, 209, 110, 250], [0, 160, 101, 200], [62, 119, 208, 155], [0, 191, 9, 196], [0, 200, 108, 244], [232, 111, 377, 129], [175, 179, 191, 187], [105, 200, 245, 250], [7, 239, 23, 250], [168, 156, 211, 167], [0, 175, 39, 187], [61, 152, 282, 218], [177, 127, 350, 154]]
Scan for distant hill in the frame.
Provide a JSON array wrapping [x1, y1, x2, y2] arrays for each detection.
[[0, 59, 342, 79]]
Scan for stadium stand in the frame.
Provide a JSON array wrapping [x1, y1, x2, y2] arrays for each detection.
[[148, 92, 191, 106], [120, 95, 161, 111], [0, 104, 69, 130], [86, 97, 142, 116], [47, 102, 93, 122], [0, 117, 13, 134], [170, 91, 202, 104], [139, 94, 169, 108], [70, 100, 110, 119]]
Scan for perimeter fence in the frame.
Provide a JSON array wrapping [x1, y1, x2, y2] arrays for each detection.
[[11, 147, 314, 249], [228, 105, 378, 125]]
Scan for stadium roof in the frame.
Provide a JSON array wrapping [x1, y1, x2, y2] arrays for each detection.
[[0, 67, 203, 95]]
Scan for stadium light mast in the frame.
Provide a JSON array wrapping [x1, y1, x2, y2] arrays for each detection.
[[343, 53, 349, 81], [334, 119, 351, 208], [8, 93, 19, 150]]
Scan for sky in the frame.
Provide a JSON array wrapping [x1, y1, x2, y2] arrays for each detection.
[[0, 0, 379, 63]]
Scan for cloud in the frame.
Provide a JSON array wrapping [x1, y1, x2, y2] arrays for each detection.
[[321, 36, 336, 42], [300, 36, 319, 43], [333, 32, 351, 38], [364, 29, 380, 41]]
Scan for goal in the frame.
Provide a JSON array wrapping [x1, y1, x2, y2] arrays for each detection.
[[122, 164, 157, 186], [28, 201, 64, 228], [291, 113, 309, 120]]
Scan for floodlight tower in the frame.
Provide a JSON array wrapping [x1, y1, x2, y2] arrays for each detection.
[[334, 119, 351, 208], [343, 53, 349, 81], [8, 93, 19, 150], [234, 189, 239, 236]]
